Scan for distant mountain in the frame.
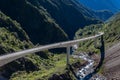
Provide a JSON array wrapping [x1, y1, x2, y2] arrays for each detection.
[[95, 10, 113, 21], [75, 12, 120, 80], [79, 0, 120, 13]]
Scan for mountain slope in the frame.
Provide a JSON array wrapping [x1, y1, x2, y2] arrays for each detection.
[[76, 13, 120, 43], [27, 0, 102, 39], [95, 10, 113, 21], [0, 11, 39, 78], [75, 13, 120, 79], [0, 11, 32, 54], [79, 0, 120, 13], [0, 0, 68, 44], [0, 0, 116, 79], [0, 11, 75, 80]]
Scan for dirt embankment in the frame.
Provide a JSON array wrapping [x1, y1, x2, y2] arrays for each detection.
[[104, 42, 120, 79]]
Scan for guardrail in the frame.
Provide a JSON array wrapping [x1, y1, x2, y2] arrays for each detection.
[[0, 32, 104, 67]]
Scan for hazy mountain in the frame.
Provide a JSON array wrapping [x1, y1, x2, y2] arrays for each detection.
[[75, 12, 120, 51], [79, 0, 120, 13]]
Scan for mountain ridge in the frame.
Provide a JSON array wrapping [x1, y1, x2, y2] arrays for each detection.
[[0, 0, 68, 44], [27, 0, 103, 39]]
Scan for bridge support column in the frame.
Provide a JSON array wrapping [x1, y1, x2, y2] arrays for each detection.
[[94, 35, 105, 72], [66, 46, 70, 67]]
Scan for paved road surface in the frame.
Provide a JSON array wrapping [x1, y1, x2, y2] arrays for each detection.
[[0, 32, 104, 67]]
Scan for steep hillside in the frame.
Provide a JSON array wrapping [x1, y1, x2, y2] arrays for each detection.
[[0, 11, 38, 78], [0, 11, 77, 80], [0, 0, 116, 80], [75, 12, 120, 53], [0, 11, 32, 54], [75, 13, 120, 79], [79, 0, 120, 13], [0, 0, 68, 44], [95, 10, 113, 21], [0, 0, 114, 43], [27, 0, 102, 39]]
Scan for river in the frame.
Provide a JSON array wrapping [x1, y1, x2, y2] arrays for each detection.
[[72, 44, 106, 80]]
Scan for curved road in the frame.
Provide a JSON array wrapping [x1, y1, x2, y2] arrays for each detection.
[[0, 32, 104, 67]]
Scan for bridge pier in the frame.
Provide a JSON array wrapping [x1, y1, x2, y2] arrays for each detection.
[[66, 46, 70, 67]]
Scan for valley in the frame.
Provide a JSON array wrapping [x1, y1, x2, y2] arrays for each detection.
[[0, 0, 120, 80]]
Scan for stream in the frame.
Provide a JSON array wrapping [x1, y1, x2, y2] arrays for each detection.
[[72, 45, 106, 80]]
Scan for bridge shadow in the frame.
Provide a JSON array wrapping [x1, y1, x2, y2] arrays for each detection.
[[83, 36, 105, 80]]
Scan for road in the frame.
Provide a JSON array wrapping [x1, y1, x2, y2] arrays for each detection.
[[0, 32, 104, 67]]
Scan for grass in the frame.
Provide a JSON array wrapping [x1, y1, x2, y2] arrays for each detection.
[[10, 53, 78, 80]]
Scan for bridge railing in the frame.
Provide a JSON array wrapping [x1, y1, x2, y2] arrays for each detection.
[[0, 32, 104, 67]]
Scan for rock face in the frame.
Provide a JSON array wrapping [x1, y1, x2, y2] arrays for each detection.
[[104, 42, 120, 80]]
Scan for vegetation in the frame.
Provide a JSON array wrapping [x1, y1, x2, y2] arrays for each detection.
[[0, 0, 68, 44], [0, 0, 118, 80], [0, 11, 77, 80], [27, 0, 102, 39], [0, 11, 32, 55], [0, 11, 39, 78], [75, 13, 120, 52], [10, 53, 81, 80]]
